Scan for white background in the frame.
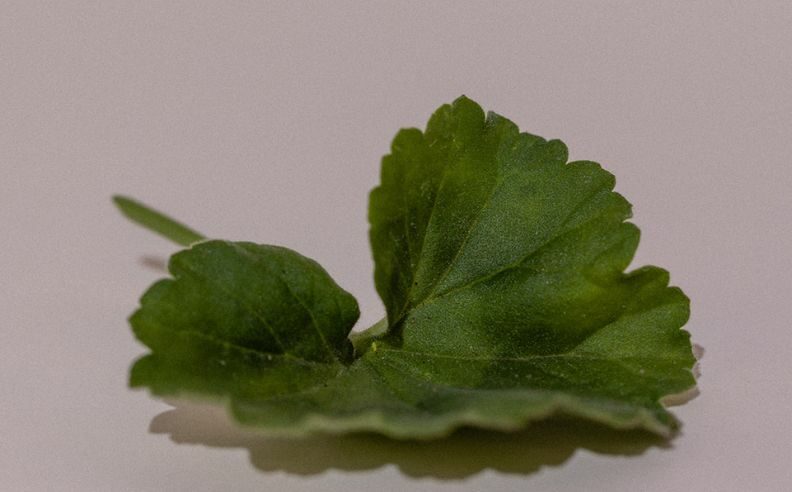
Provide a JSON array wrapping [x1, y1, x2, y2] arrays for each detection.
[[2, 2, 791, 490]]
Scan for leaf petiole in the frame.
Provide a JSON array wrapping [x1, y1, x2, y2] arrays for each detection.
[[113, 195, 205, 246], [349, 317, 389, 356]]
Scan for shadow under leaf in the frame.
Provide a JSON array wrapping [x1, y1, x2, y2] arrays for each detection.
[[149, 400, 670, 479], [138, 255, 167, 272]]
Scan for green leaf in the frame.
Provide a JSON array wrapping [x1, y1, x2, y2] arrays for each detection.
[[131, 240, 359, 367], [122, 96, 697, 439]]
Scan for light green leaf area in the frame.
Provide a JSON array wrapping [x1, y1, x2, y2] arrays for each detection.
[[126, 97, 696, 439]]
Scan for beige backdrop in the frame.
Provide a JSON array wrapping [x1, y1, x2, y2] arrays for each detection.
[[2, 1, 791, 491]]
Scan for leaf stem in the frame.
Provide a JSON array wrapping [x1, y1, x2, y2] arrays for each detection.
[[113, 195, 205, 246], [349, 317, 389, 357]]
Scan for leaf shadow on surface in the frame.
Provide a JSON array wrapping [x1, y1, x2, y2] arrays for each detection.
[[138, 255, 168, 272], [149, 400, 671, 479]]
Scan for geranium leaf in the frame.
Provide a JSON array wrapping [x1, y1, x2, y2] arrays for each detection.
[[120, 97, 696, 439]]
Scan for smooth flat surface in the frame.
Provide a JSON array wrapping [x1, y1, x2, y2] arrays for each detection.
[[2, 2, 791, 491]]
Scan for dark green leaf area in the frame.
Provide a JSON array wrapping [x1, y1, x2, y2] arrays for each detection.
[[131, 240, 359, 365], [369, 96, 633, 337], [131, 336, 339, 403], [374, 267, 694, 431]]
